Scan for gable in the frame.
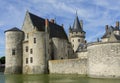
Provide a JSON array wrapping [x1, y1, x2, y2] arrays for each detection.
[[22, 11, 68, 40], [22, 11, 34, 33]]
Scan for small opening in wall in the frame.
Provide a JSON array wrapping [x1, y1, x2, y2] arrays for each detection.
[[30, 57, 33, 63], [27, 33, 29, 39], [61, 57, 63, 59], [78, 39, 80, 42], [12, 49, 15, 55], [34, 38, 36, 43], [26, 58, 28, 64], [26, 46, 28, 52], [30, 49, 33, 54]]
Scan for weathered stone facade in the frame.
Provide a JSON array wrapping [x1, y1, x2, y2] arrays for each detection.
[[5, 29, 24, 74], [5, 11, 74, 74], [87, 42, 120, 78], [49, 59, 87, 75], [4, 11, 120, 79]]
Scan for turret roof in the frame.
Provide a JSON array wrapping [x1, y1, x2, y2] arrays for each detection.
[[5, 27, 22, 33], [72, 15, 83, 32]]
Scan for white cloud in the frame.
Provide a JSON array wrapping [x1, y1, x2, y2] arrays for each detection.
[[0, 0, 120, 43]]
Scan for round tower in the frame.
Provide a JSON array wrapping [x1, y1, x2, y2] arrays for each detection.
[[4, 27, 24, 74], [69, 15, 86, 52]]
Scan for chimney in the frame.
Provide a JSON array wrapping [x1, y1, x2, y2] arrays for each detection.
[[105, 25, 108, 31], [62, 24, 64, 27], [116, 21, 119, 28], [45, 19, 49, 28], [50, 19, 55, 23]]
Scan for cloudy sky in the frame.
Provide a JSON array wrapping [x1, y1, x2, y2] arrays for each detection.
[[0, 0, 120, 56]]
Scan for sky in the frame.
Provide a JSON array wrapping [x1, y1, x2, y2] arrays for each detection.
[[0, 0, 120, 56]]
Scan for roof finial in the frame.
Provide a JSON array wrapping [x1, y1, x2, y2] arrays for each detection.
[[76, 10, 78, 16]]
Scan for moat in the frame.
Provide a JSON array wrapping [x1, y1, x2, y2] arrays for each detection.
[[0, 73, 120, 83]]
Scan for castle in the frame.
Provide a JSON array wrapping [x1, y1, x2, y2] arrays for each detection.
[[4, 11, 120, 78]]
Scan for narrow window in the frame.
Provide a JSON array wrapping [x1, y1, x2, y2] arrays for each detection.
[[34, 38, 36, 43], [30, 49, 33, 54], [26, 58, 28, 64], [73, 44, 74, 47], [27, 33, 29, 39], [12, 49, 15, 55], [78, 39, 80, 42], [26, 46, 28, 52], [30, 57, 33, 63], [73, 40, 74, 42]]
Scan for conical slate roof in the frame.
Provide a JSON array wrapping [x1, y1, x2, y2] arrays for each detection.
[[72, 15, 83, 32], [5, 27, 22, 33]]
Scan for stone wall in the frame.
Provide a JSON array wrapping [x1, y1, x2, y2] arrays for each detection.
[[87, 42, 120, 78], [23, 31, 48, 74], [49, 58, 87, 75], [52, 38, 68, 60], [77, 51, 87, 59]]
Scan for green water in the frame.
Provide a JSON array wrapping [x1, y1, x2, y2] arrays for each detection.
[[0, 73, 120, 83]]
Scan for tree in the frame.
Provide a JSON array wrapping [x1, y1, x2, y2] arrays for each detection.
[[0, 56, 5, 64]]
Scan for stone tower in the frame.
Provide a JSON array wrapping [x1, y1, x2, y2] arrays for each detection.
[[22, 11, 49, 74], [4, 27, 24, 74], [69, 14, 86, 52]]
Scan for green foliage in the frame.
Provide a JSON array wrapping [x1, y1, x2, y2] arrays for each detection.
[[0, 56, 5, 64]]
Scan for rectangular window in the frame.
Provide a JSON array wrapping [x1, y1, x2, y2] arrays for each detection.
[[78, 39, 80, 42], [12, 49, 15, 55], [34, 38, 36, 43], [26, 58, 28, 64], [30, 49, 33, 54], [26, 46, 28, 52], [30, 57, 33, 63]]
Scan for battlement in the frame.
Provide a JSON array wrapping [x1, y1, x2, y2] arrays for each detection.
[[87, 41, 120, 47]]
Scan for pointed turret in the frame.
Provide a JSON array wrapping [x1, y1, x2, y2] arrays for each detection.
[[72, 14, 83, 32], [68, 13, 86, 52]]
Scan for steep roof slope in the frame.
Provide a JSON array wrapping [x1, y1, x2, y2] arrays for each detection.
[[28, 12, 68, 40]]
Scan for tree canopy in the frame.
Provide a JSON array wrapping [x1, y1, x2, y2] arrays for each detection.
[[0, 56, 5, 64]]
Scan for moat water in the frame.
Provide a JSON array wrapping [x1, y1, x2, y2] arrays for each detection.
[[0, 72, 120, 83]]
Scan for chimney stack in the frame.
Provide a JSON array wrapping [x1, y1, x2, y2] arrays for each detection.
[[116, 21, 119, 28], [105, 25, 109, 32], [45, 19, 49, 28], [62, 24, 64, 27], [50, 19, 55, 23]]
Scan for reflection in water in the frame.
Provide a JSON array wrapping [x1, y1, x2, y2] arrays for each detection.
[[5, 74, 49, 83], [1, 73, 120, 83]]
